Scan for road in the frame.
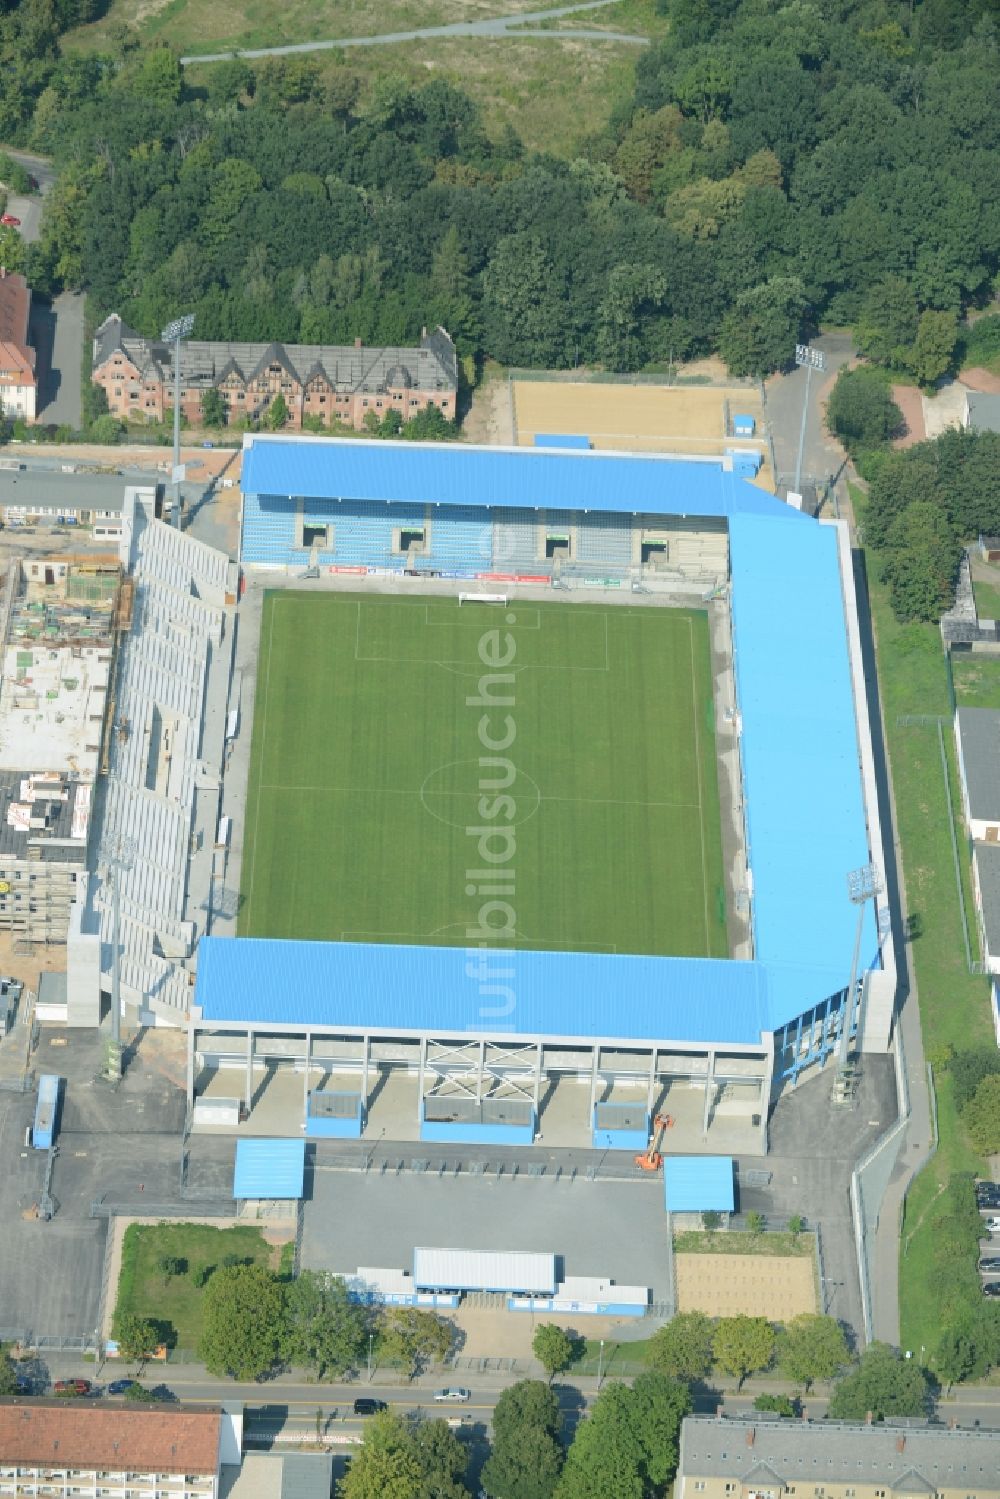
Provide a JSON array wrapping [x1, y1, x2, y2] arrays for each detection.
[[0, 147, 85, 428], [0, 146, 55, 247], [21, 1357, 1000, 1435], [765, 332, 854, 497], [180, 0, 648, 64]]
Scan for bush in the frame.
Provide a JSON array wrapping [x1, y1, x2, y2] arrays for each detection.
[[753, 1392, 796, 1416]]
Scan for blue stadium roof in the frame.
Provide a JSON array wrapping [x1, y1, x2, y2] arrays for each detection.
[[729, 514, 876, 981], [196, 939, 851, 1042], [241, 436, 796, 521], [216, 440, 876, 1049], [198, 938, 770, 1045], [233, 1138, 305, 1199], [664, 1156, 735, 1213]]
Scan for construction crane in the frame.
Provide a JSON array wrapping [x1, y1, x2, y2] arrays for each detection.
[[634, 1112, 674, 1171]]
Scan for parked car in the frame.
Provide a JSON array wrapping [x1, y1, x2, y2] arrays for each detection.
[[434, 1388, 471, 1403], [353, 1398, 387, 1417], [979, 1257, 1000, 1272], [0, 214, 20, 227], [107, 1379, 138, 1396], [54, 1380, 92, 1397], [977, 1190, 1000, 1207], [984, 1282, 1000, 1298], [982, 1216, 1000, 1233], [14, 1375, 33, 1395]]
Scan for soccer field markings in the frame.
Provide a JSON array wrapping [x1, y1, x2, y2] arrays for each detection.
[[258, 781, 704, 814], [243, 598, 277, 936]]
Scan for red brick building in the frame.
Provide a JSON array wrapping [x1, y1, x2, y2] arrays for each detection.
[[0, 269, 37, 422], [92, 315, 458, 430]]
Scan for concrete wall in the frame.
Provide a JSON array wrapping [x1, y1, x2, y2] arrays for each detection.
[[420, 1111, 536, 1146]]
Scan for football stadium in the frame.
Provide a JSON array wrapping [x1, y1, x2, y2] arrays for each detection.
[[188, 433, 896, 1159]]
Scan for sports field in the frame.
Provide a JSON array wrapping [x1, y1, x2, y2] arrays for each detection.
[[239, 593, 728, 959]]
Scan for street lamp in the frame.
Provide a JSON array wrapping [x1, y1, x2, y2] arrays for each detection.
[[597, 1339, 605, 1389], [368, 1331, 374, 1383], [161, 313, 194, 531], [837, 862, 882, 1074], [793, 343, 826, 499]]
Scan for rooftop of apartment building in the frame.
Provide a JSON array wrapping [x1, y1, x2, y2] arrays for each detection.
[[0, 467, 132, 516], [0, 557, 119, 863], [93, 313, 458, 394], [0, 1401, 223, 1474], [678, 1416, 1000, 1488]]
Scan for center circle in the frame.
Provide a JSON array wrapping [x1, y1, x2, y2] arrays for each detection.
[[419, 759, 542, 829]]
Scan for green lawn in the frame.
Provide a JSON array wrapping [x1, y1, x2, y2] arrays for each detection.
[[240, 593, 728, 958], [850, 487, 993, 1359], [673, 1231, 812, 1257], [951, 648, 1000, 709], [972, 580, 1000, 622], [114, 1223, 281, 1351], [66, 1, 655, 157]]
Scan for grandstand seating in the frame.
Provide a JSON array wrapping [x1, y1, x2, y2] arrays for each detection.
[[242, 492, 732, 581], [82, 492, 235, 1015]]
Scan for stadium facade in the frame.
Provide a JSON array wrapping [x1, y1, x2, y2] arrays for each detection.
[[187, 434, 896, 1151]]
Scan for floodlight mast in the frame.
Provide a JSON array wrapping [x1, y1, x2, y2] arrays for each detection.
[[161, 313, 194, 531], [793, 343, 826, 500], [837, 862, 882, 1074]]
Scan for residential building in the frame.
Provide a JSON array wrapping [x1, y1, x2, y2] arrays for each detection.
[[0, 469, 142, 541], [91, 315, 458, 431], [965, 391, 1000, 435], [0, 270, 37, 423], [972, 841, 1000, 975], [676, 1415, 1000, 1499], [955, 706, 1000, 841], [0, 554, 120, 942], [0, 1399, 241, 1498]]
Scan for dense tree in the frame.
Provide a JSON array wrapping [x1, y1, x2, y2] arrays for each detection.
[[951, 1048, 1000, 1111], [711, 1316, 775, 1388], [481, 1381, 564, 1499], [963, 1075, 1000, 1156], [378, 1308, 453, 1378], [879, 501, 959, 623], [113, 1314, 160, 1365], [198, 1264, 287, 1381], [826, 368, 904, 458], [554, 1383, 643, 1499], [718, 277, 806, 376], [412, 1419, 471, 1499], [532, 1324, 577, 1381], [284, 1271, 369, 1380], [0, 1351, 19, 1397], [828, 1343, 931, 1422], [200, 387, 225, 427], [777, 1315, 849, 1390], [341, 1410, 425, 1499], [647, 1311, 714, 1381], [629, 1372, 692, 1491]]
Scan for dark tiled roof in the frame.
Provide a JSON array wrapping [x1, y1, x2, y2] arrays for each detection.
[[92, 316, 457, 396], [678, 1416, 1000, 1487], [957, 706, 1000, 821], [0, 1400, 222, 1473]]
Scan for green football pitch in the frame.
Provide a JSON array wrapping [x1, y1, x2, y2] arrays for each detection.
[[239, 592, 728, 959]]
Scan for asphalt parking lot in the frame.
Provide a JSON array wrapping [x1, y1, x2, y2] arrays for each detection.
[[0, 1027, 235, 1345]]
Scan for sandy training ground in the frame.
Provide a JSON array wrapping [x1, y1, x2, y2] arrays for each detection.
[[675, 1251, 817, 1321], [511, 379, 772, 487]]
